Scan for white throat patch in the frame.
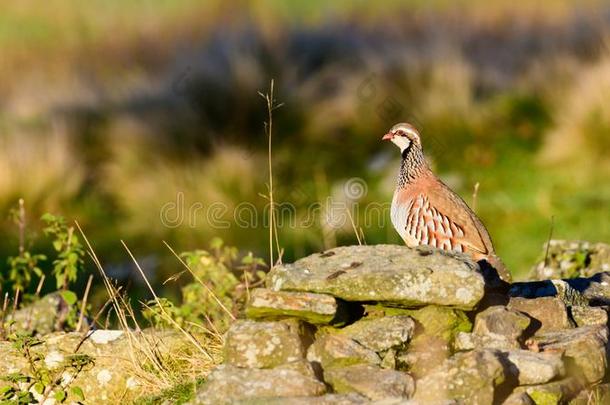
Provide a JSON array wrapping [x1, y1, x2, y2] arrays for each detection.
[[391, 136, 412, 153]]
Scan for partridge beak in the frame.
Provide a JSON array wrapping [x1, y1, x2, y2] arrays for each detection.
[[382, 132, 394, 141]]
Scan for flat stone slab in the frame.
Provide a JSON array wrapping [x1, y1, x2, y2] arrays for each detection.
[[507, 297, 573, 333], [338, 315, 415, 352], [526, 325, 609, 384], [224, 319, 311, 368], [267, 245, 485, 310], [324, 364, 415, 401], [245, 288, 342, 324], [307, 333, 380, 369], [193, 365, 326, 404], [503, 350, 565, 386], [412, 349, 506, 404]]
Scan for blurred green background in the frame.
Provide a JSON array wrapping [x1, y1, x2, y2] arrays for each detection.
[[1, 0, 610, 307]]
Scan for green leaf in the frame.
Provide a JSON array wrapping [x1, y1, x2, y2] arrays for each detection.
[[70, 386, 85, 401], [54, 389, 66, 403], [60, 290, 78, 305], [33, 382, 45, 395], [210, 237, 223, 250], [52, 240, 62, 252], [0, 385, 14, 398]]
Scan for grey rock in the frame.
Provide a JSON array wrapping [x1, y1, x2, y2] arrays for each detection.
[[507, 297, 573, 333], [474, 306, 531, 340], [338, 316, 415, 352], [571, 305, 608, 327], [396, 306, 471, 377], [266, 245, 485, 310], [413, 349, 506, 404], [459, 306, 531, 350], [550, 279, 589, 307], [454, 331, 520, 351], [192, 364, 326, 404], [7, 292, 74, 335], [324, 364, 415, 401], [224, 319, 311, 368], [531, 240, 610, 280], [526, 325, 608, 384], [509, 272, 610, 305], [245, 288, 342, 325], [0, 329, 207, 404], [307, 333, 380, 369], [503, 350, 564, 386]]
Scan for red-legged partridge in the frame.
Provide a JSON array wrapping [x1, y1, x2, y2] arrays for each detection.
[[383, 122, 511, 282]]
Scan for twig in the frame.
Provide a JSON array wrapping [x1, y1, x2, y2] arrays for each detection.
[[121, 240, 213, 361], [17, 198, 25, 256], [259, 80, 283, 268], [76, 274, 93, 332], [162, 241, 236, 321], [346, 208, 362, 246], [543, 215, 555, 268]]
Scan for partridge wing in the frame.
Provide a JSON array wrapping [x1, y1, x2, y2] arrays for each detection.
[[423, 182, 494, 255]]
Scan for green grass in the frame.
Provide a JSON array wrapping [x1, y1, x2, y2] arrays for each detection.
[[133, 377, 204, 405]]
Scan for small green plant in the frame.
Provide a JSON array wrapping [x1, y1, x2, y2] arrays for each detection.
[[5, 200, 46, 295], [41, 213, 85, 291], [0, 333, 93, 404], [143, 238, 266, 332]]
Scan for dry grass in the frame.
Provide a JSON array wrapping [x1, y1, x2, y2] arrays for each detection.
[[539, 50, 610, 172], [0, 124, 84, 212], [75, 222, 222, 400]]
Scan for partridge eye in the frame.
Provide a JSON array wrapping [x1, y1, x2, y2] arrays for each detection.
[[397, 130, 404, 136]]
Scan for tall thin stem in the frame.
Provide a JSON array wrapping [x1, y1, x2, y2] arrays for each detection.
[[259, 80, 284, 268]]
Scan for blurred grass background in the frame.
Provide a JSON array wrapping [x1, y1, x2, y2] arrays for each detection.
[[1, 0, 610, 305]]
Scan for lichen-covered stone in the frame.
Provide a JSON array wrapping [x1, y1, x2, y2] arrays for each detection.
[[0, 329, 206, 404], [474, 306, 531, 342], [531, 240, 610, 280], [571, 305, 608, 327], [307, 333, 379, 369], [514, 378, 583, 405], [224, 319, 311, 368], [323, 364, 414, 401], [338, 315, 414, 352], [245, 288, 342, 324], [454, 331, 520, 351], [266, 245, 485, 310], [456, 306, 531, 350], [507, 297, 573, 333], [192, 364, 326, 404], [526, 325, 608, 384], [509, 273, 610, 306], [396, 305, 472, 377], [413, 349, 506, 404], [503, 350, 564, 386], [6, 292, 73, 335]]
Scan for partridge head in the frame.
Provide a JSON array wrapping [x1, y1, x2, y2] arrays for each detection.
[[383, 122, 511, 282]]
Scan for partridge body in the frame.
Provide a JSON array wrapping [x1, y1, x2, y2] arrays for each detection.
[[383, 123, 511, 282]]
